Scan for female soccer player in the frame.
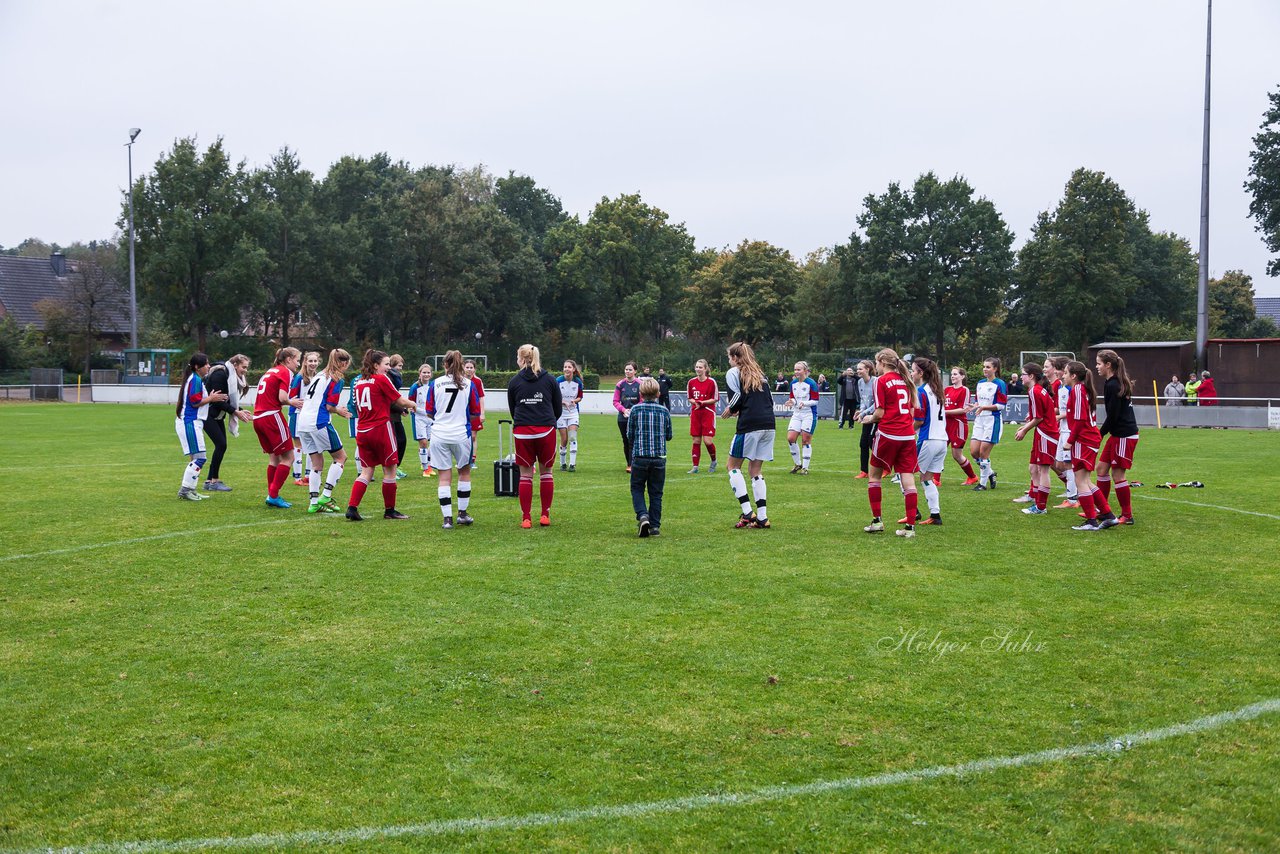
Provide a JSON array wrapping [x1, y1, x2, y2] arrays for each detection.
[[862, 348, 919, 537], [909, 357, 946, 526], [464, 359, 486, 464], [508, 344, 563, 528], [175, 352, 227, 501], [346, 350, 415, 521], [557, 359, 585, 472], [253, 347, 304, 509], [296, 348, 352, 514], [1096, 348, 1140, 525], [967, 357, 1007, 491], [408, 364, 436, 477], [723, 342, 776, 529], [613, 361, 642, 472], [289, 351, 320, 484], [426, 350, 483, 529], [1045, 356, 1079, 508], [201, 354, 251, 492], [943, 367, 978, 484], [786, 360, 819, 475], [1063, 360, 1119, 531], [686, 358, 719, 473], [387, 354, 409, 479], [854, 360, 876, 479], [1013, 363, 1057, 515]]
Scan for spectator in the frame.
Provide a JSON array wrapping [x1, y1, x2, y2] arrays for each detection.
[[656, 367, 673, 409], [774, 372, 789, 392], [1163, 374, 1184, 406], [1185, 372, 1201, 405], [817, 373, 830, 393], [202, 354, 252, 491], [1197, 370, 1218, 406], [1007, 372, 1026, 396], [837, 367, 858, 428]]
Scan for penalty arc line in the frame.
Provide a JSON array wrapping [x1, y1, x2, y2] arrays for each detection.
[[1134, 494, 1280, 521], [24, 697, 1280, 854]]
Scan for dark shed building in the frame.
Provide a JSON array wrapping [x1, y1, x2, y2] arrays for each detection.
[[1205, 339, 1280, 403], [1086, 342, 1195, 399]]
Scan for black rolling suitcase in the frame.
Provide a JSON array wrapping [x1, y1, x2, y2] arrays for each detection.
[[493, 418, 517, 496]]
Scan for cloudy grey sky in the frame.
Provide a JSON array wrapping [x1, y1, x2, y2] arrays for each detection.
[[2, 0, 1277, 295]]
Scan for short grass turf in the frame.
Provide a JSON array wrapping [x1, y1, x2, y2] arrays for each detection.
[[1, 403, 1278, 852]]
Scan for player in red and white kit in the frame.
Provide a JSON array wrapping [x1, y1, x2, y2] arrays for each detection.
[[943, 367, 978, 484], [346, 349, 415, 521], [1063, 360, 1118, 531], [862, 348, 920, 538], [1013, 363, 1057, 514], [686, 358, 719, 474], [464, 359, 486, 465], [253, 347, 304, 509]]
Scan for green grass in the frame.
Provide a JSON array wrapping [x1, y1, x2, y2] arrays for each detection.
[[2, 404, 1279, 852]]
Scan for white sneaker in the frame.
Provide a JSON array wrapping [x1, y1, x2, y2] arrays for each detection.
[[864, 520, 885, 533], [1012, 494, 1035, 504], [895, 526, 916, 538], [177, 487, 204, 501]]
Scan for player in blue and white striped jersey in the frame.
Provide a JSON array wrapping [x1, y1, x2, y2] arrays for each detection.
[[425, 350, 484, 529], [556, 360, 585, 471], [911, 357, 947, 525], [786, 361, 820, 474], [296, 349, 352, 513], [174, 353, 227, 501], [408, 364, 435, 477]]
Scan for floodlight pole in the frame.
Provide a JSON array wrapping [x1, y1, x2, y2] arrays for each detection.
[[1195, 1, 1211, 369], [126, 127, 141, 350]]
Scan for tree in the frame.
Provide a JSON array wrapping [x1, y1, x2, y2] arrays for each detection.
[[1208, 270, 1261, 338], [841, 173, 1014, 360], [126, 137, 267, 352], [248, 147, 319, 346], [1246, 87, 1280, 277], [1126, 220, 1197, 327], [1010, 169, 1140, 352], [786, 248, 850, 352], [681, 240, 800, 346]]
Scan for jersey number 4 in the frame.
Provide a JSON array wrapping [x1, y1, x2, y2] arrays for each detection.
[[357, 386, 372, 411]]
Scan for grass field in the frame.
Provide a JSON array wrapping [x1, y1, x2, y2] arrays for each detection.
[[2, 403, 1279, 852]]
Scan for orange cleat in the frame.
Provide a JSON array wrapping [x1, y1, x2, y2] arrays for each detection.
[[520, 517, 533, 529], [855, 472, 869, 479], [1055, 499, 1080, 509], [539, 513, 551, 527], [963, 476, 980, 485]]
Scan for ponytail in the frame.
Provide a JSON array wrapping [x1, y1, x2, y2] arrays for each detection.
[[1096, 349, 1133, 399], [177, 352, 211, 416], [518, 344, 542, 375]]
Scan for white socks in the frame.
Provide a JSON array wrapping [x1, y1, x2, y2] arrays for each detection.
[[752, 475, 768, 521], [439, 485, 452, 518], [728, 468, 752, 515], [458, 484, 471, 512], [323, 462, 343, 498], [924, 480, 940, 515], [569, 437, 577, 466], [801, 444, 812, 470], [181, 461, 201, 490], [419, 447, 430, 470], [789, 442, 801, 465]]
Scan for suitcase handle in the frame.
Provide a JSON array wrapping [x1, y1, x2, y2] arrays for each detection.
[[497, 418, 513, 460]]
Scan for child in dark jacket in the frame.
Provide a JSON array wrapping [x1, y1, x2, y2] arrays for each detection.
[[627, 378, 673, 537]]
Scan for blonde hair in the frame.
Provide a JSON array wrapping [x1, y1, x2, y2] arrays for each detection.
[[517, 344, 542, 375], [875, 347, 910, 379], [300, 350, 321, 380], [324, 348, 351, 379], [727, 342, 765, 393], [639, 377, 660, 400]]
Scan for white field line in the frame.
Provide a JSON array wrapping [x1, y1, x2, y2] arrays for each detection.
[[21, 697, 1280, 854], [1134, 494, 1280, 521]]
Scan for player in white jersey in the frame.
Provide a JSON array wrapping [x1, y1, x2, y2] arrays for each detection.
[[174, 353, 227, 501], [910, 358, 947, 525], [1045, 356, 1079, 507], [296, 349, 353, 513], [408, 364, 435, 477], [967, 357, 1007, 490], [556, 360, 585, 471], [785, 361, 820, 474], [425, 350, 484, 529]]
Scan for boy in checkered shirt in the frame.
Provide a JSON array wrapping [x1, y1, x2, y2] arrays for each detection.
[[626, 378, 673, 538]]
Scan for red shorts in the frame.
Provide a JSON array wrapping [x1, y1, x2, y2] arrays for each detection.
[[253, 412, 292, 455], [470, 418, 485, 432], [871, 433, 918, 474], [1071, 440, 1099, 472], [1029, 430, 1057, 466], [690, 408, 716, 437], [514, 425, 556, 467], [356, 422, 398, 469], [1100, 434, 1139, 469], [946, 420, 968, 449]]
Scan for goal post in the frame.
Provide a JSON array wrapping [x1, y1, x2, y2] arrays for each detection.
[[432, 354, 488, 371]]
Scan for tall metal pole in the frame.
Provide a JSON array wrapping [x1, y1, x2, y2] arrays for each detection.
[[127, 129, 140, 349], [1195, 0, 1212, 368]]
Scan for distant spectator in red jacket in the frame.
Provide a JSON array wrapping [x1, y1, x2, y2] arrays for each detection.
[[1197, 371, 1218, 406]]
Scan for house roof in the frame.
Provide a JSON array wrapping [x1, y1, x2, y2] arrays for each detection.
[[1254, 296, 1280, 325], [0, 254, 131, 335], [1090, 341, 1194, 349]]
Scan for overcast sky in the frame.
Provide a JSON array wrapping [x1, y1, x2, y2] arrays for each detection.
[[2, 0, 1277, 296]]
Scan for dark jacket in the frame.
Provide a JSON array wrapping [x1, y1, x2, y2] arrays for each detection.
[[507, 367, 563, 426], [203, 363, 238, 421], [1100, 376, 1138, 438]]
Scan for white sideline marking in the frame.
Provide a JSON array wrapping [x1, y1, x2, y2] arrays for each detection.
[[0, 520, 292, 563], [1135, 494, 1280, 521], [25, 698, 1280, 854]]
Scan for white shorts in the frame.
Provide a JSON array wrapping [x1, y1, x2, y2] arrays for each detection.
[[298, 425, 343, 456], [412, 413, 432, 442], [729, 429, 775, 462], [916, 438, 947, 474], [970, 414, 1002, 444], [556, 410, 580, 430], [1055, 428, 1072, 463], [787, 408, 817, 436], [429, 437, 474, 471], [176, 417, 205, 457]]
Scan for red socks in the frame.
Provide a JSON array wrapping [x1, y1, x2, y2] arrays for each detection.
[[904, 489, 918, 524], [348, 479, 368, 508], [692, 443, 701, 466], [1116, 482, 1132, 517], [1035, 486, 1049, 511], [960, 459, 975, 478], [268, 463, 290, 498], [868, 484, 882, 518], [540, 473, 554, 515], [381, 480, 396, 510], [1078, 491, 1097, 520], [706, 443, 716, 461], [1098, 475, 1112, 502], [1093, 487, 1112, 516], [518, 475, 533, 517]]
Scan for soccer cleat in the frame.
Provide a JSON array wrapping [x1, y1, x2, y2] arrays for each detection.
[[395, 469, 408, 480], [687, 466, 699, 474], [345, 507, 363, 522], [1097, 513, 1120, 529], [988, 472, 997, 489], [307, 501, 325, 514], [1012, 494, 1035, 504], [539, 513, 551, 527], [638, 514, 651, 538], [735, 513, 757, 529], [798, 468, 810, 475], [1055, 499, 1080, 509], [457, 511, 475, 526], [919, 513, 942, 525], [265, 496, 292, 509], [864, 519, 884, 533], [895, 526, 915, 538], [855, 472, 869, 480], [750, 517, 771, 529], [568, 464, 576, 472], [442, 516, 454, 530], [1021, 506, 1048, 515], [790, 464, 802, 474], [321, 497, 341, 512], [384, 509, 410, 520], [177, 487, 204, 501], [203, 480, 233, 492], [1118, 514, 1135, 525], [708, 461, 717, 473], [897, 515, 911, 525], [890, 474, 901, 484], [293, 477, 307, 486], [521, 517, 533, 529], [422, 469, 431, 477], [972, 484, 988, 492], [1071, 519, 1101, 531], [427, 467, 437, 477], [962, 476, 979, 485], [561, 463, 567, 472]]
